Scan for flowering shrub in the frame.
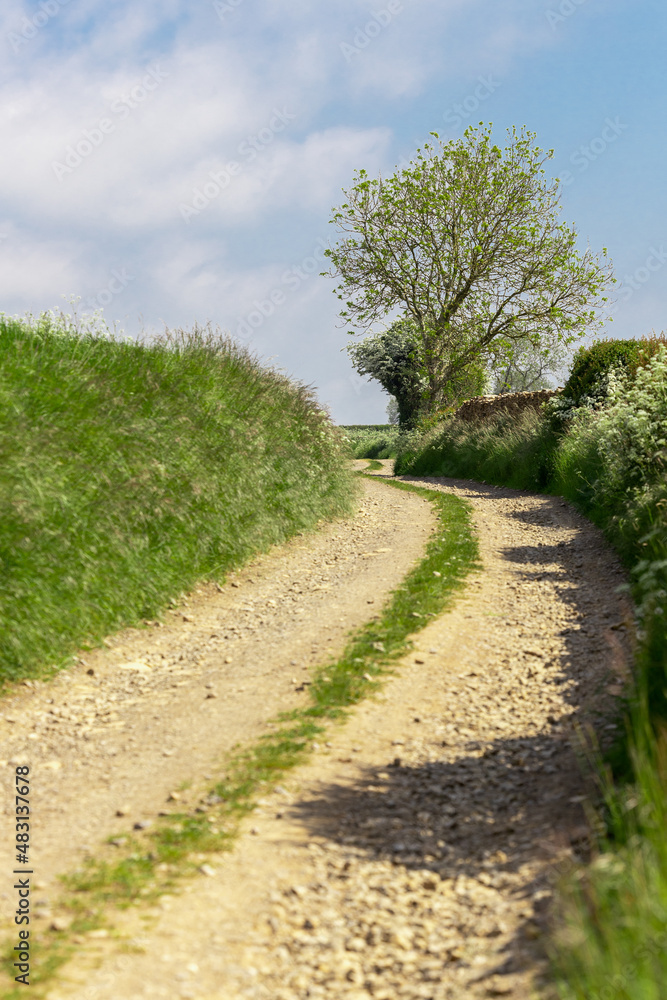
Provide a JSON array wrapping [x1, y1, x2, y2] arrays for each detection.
[[553, 351, 667, 615], [559, 352, 667, 498]]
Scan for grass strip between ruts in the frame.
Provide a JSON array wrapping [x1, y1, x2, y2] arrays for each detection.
[[0, 475, 479, 999]]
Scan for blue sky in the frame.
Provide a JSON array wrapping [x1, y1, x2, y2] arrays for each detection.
[[0, 0, 664, 422]]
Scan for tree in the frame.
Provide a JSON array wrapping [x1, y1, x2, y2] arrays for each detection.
[[347, 317, 487, 427], [325, 123, 614, 417], [346, 318, 425, 427], [386, 396, 400, 424], [489, 333, 569, 393]]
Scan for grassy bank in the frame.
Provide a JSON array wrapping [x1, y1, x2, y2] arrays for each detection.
[[339, 423, 401, 459], [395, 356, 667, 999], [0, 314, 355, 685]]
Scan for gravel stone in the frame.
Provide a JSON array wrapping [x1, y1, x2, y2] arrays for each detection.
[[2, 467, 633, 1000]]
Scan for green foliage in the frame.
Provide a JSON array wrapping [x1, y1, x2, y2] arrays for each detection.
[[395, 349, 667, 998], [346, 318, 427, 427], [563, 339, 643, 403], [553, 354, 667, 731], [347, 317, 488, 427], [339, 424, 401, 459], [394, 408, 558, 488], [562, 334, 667, 405], [326, 123, 613, 419], [438, 352, 489, 409], [0, 314, 356, 683], [551, 785, 667, 1000]]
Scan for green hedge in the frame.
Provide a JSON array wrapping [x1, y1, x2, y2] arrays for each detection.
[[563, 335, 667, 403]]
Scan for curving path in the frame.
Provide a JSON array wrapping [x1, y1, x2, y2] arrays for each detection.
[[0, 477, 435, 888], [1, 468, 633, 1000]]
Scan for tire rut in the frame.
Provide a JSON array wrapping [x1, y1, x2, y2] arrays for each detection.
[[0, 477, 434, 894], [2, 471, 634, 1000]]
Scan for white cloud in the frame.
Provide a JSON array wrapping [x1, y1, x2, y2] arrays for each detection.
[[0, 45, 390, 232], [0, 0, 576, 420], [0, 227, 84, 305]]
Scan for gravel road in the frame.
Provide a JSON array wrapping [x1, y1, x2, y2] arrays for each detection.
[[0, 477, 434, 889], [1, 468, 633, 1000]]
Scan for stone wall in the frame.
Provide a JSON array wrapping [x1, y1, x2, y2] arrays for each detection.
[[454, 388, 561, 422]]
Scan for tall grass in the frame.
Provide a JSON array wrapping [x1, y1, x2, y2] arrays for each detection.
[[395, 358, 667, 998], [0, 314, 355, 684], [394, 407, 558, 487], [339, 423, 401, 459]]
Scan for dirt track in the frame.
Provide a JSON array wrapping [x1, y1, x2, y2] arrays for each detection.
[[1, 465, 633, 999], [0, 476, 434, 888]]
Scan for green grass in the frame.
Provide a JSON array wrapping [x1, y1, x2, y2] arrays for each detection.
[[394, 407, 558, 487], [0, 314, 355, 685], [0, 473, 479, 999], [396, 404, 667, 1000], [339, 423, 401, 459], [550, 729, 667, 1000]]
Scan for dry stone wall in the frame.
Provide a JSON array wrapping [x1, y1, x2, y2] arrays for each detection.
[[455, 388, 561, 422]]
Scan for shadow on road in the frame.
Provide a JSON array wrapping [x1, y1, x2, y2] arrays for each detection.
[[285, 477, 632, 990]]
